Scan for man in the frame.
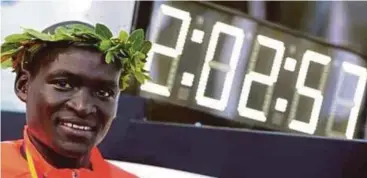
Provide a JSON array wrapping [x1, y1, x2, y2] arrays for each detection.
[[1, 23, 151, 178]]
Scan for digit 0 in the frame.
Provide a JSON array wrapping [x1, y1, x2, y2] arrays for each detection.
[[237, 35, 285, 122], [141, 4, 191, 97], [195, 22, 244, 111], [288, 50, 331, 134]]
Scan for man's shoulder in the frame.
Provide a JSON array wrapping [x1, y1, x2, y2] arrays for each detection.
[[1, 139, 23, 158], [1, 140, 29, 177], [104, 160, 138, 178]]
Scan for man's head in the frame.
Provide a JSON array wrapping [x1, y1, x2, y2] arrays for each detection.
[[14, 43, 122, 157], [2, 22, 151, 159]]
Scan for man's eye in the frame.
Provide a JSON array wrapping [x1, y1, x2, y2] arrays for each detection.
[[53, 80, 72, 90], [96, 89, 114, 98]]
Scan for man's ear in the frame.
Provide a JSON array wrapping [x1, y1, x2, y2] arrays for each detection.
[[14, 70, 31, 102]]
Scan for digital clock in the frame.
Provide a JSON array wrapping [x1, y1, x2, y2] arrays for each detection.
[[134, 1, 367, 139]]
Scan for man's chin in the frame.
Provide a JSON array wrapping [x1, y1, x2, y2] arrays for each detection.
[[55, 141, 92, 158]]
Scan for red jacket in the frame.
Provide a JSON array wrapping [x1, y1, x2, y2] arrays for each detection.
[[1, 127, 137, 178]]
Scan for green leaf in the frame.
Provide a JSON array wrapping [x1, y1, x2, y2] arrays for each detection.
[[4, 33, 32, 43], [54, 27, 74, 40], [128, 48, 134, 58], [120, 74, 131, 91], [108, 44, 121, 52], [116, 51, 127, 59], [124, 41, 132, 49], [54, 27, 73, 39], [123, 58, 130, 64], [0, 47, 22, 69], [54, 33, 71, 41], [73, 33, 100, 42], [23, 28, 53, 41], [137, 61, 145, 68], [95, 23, 113, 40], [1, 47, 21, 57], [132, 56, 139, 69], [1, 43, 21, 53], [128, 63, 136, 72], [3, 24, 152, 91], [28, 43, 42, 53], [118, 30, 129, 42], [74, 30, 99, 38], [128, 29, 144, 42], [144, 73, 152, 81], [55, 26, 68, 34], [136, 52, 146, 60], [105, 51, 114, 64], [133, 40, 143, 51], [55, 27, 72, 36], [140, 41, 152, 54], [120, 58, 129, 66], [134, 71, 145, 83], [99, 40, 112, 51], [128, 29, 144, 50], [1, 57, 13, 69], [71, 24, 94, 32], [119, 49, 128, 57]]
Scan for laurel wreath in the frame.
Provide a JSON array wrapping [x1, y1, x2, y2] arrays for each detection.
[[0, 23, 152, 91]]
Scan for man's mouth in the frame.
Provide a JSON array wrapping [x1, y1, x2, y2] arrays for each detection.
[[60, 121, 93, 131], [57, 120, 97, 139]]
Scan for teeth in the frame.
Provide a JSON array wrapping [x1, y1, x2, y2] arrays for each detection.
[[62, 122, 92, 131]]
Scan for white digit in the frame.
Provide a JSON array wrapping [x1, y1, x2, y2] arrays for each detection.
[[326, 62, 367, 139], [141, 4, 191, 97], [237, 35, 285, 122], [288, 50, 331, 134], [195, 22, 244, 111]]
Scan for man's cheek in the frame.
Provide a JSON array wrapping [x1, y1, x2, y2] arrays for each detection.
[[43, 86, 70, 104], [96, 120, 113, 144]]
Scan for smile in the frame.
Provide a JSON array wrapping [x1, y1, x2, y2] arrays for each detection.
[[60, 121, 93, 131]]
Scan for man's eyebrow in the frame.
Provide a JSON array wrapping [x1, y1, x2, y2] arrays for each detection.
[[47, 69, 118, 88], [99, 80, 118, 89], [47, 70, 75, 78]]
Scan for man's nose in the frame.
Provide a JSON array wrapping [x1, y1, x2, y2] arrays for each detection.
[[66, 88, 97, 117]]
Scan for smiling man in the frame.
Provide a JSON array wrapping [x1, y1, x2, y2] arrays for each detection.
[[1, 23, 151, 178]]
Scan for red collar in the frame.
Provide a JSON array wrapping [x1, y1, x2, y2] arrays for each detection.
[[23, 126, 110, 177]]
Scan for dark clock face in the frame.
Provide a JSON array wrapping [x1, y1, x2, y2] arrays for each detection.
[[134, 1, 367, 140]]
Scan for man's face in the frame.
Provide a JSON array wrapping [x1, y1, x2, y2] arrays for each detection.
[[20, 46, 121, 157]]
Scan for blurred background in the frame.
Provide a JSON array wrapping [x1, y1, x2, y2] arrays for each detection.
[[1, 0, 367, 141], [217, 1, 367, 52]]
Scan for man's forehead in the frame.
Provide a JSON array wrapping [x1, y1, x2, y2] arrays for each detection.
[[41, 47, 121, 81], [45, 46, 106, 67], [58, 47, 104, 64]]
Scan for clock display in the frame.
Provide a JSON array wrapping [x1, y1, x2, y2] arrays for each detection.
[[135, 1, 367, 139]]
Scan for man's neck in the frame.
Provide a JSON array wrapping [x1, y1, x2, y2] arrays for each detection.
[[26, 132, 92, 170]]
